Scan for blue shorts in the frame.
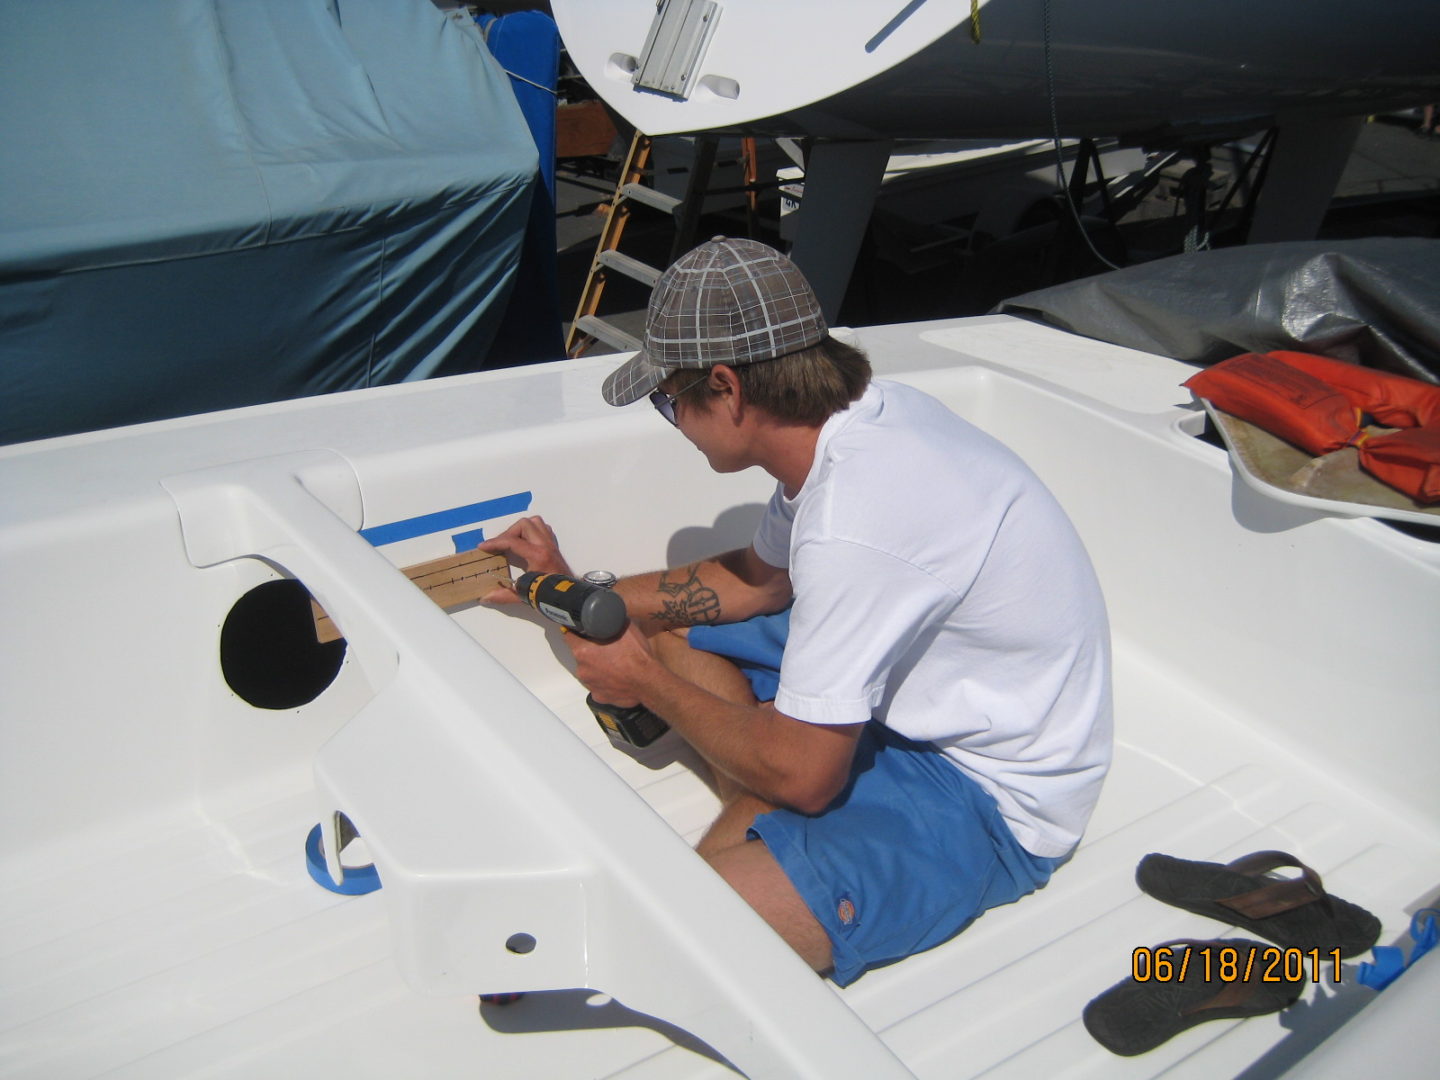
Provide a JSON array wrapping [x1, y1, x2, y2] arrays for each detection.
[[688, 610, 1061, 986]]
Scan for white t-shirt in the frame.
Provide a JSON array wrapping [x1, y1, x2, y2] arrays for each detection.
[[753, 380, 1112, 857]]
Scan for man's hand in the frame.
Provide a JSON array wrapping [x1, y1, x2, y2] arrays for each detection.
[[477, 515, 574, 604], [565, 622, 657, 709]]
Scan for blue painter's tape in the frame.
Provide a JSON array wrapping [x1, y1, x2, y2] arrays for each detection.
[[1359, 907, 1439, 991], [359, 492, 531, 547], [452, 528, 486, 553], [305, 824, 382, 896]]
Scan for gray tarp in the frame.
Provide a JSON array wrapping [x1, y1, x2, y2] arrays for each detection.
[[996, 238, 1440, 382], [0, 0, 539, 444]]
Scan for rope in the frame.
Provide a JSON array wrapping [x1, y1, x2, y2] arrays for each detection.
[[970, 0, 982, 44], [476, 16, 559, 96], [1042, 0, 1123, 271], [503, 69, 558, 96]]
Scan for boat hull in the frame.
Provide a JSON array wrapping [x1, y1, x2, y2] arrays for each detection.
[[554, 0, 1440, 139]]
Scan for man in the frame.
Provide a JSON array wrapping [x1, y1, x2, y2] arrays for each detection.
[[482, 237, 1111, 985]]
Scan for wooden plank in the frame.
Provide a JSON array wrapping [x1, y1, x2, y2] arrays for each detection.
[[311, 549, 511, 644], [556, 100, 618, 159]]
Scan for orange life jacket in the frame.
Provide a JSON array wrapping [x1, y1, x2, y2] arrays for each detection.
[[1184, 351, 1440, 504]]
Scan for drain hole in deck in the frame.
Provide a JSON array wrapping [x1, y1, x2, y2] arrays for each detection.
[[506, 933, 537, 955], [221, 579, 346, 709]]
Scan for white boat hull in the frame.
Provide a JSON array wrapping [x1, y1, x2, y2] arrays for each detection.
[[554, 1, 1440, 139]]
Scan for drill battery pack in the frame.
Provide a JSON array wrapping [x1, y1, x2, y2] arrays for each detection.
[[585, 694, 669, 748]]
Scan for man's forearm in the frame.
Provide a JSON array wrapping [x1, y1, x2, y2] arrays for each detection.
[[616, 548, 790, 633], [636, 661, 858, 815]]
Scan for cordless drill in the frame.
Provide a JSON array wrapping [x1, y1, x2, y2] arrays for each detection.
[[514, 571, 670, 748]]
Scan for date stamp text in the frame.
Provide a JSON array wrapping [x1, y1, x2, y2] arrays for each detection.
[[1131, 945, 1342, 983]]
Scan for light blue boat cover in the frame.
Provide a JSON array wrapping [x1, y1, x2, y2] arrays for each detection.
[[0, 0, 541, 444]]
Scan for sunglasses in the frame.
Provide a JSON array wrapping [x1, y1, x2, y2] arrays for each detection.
[[649, 373, 710, 426]]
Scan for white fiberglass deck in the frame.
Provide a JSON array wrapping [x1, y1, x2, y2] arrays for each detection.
[[2, 316, 1437, 1078]]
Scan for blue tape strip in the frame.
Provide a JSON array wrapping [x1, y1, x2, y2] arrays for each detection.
[[451, 528, 486, 552], [1358, 946, 1406, 991], [359, 492, 531, 547], [1359, 907, 1439, 991], [305, 824, 382, 896]]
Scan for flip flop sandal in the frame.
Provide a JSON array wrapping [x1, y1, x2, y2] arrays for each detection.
[[1136, 851, 1381, 958], [1083, 938, 1307, 1056]]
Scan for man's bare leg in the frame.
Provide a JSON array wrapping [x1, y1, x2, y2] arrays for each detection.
[[649, 628, 835, 975], [705, 841, 835, 972]]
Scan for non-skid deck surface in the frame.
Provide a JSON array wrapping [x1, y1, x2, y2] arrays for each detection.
[[1, 637, 1434, 1079]]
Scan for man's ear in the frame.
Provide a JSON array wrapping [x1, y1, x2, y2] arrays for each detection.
[[709, 364, 744, 418]]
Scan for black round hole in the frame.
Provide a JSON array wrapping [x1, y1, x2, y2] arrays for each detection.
[[220, 579, 346, 709], [505, 933, 537, 955]]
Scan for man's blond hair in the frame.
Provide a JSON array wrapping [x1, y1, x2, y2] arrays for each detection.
[[669, 335, 871, 425]]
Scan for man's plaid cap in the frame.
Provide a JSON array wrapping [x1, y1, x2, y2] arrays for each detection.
[[602, 236, 827, 406]]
